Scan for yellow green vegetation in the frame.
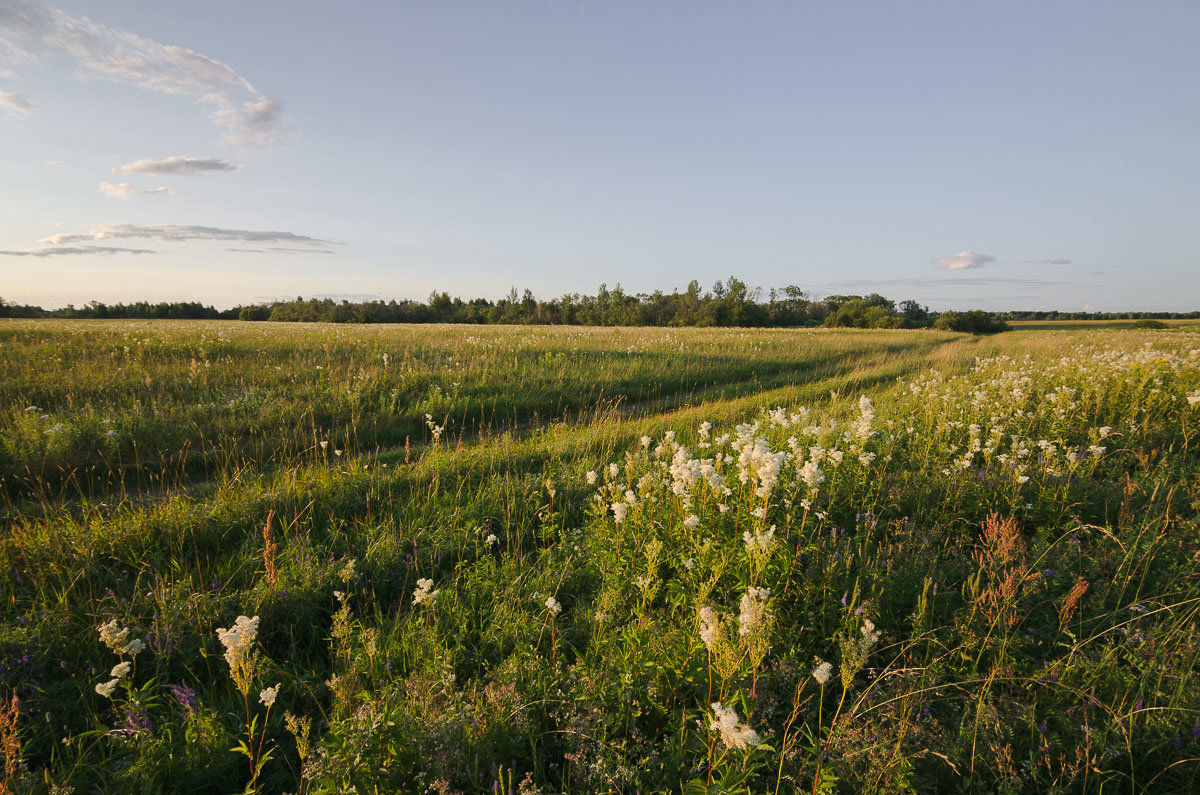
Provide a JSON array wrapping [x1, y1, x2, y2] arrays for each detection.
[[1, 320, 1198, 793]]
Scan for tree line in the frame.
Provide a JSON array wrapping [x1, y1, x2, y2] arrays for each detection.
[[4, 278, 1192, 331]]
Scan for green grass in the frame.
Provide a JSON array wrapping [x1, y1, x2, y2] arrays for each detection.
[[1, 320, 1198, 793]]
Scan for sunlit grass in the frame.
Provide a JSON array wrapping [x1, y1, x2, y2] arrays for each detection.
[[1, 321, 1197, 793]]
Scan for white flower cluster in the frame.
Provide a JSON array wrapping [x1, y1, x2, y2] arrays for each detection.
[[216, 615, 260, 669], [545, 596, 563, 615], [738, 587, 771, 637], [709, 702, 760, 749], [811, 659, 833, 685], [94, 620, 145, 699], [412, 578, 440, 606]]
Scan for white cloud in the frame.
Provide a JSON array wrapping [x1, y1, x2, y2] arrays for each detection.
[[0, 0, 287, 145], [1082, 304, 1097, 312], [45, 160, 65, 166], [932, 251, 996, 271], [98, 182, 175, 198], [0, 88, 33, 117], [41, 223, 333, 247], [115, 156, 241, 176], [0, 245, 155, 257], [224, 247, 336, 255]]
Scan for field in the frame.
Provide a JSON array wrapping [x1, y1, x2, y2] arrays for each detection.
[[1, 320, 1198, 794]]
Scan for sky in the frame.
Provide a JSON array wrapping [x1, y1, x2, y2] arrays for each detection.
[[2, 0, 1198, 312]]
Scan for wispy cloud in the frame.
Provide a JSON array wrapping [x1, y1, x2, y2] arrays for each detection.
[[42, 223, 334, 247], [826, 276, 1072, 289], [115, 156, 241, 176], [0, 88, 33, 117], [224, 247, 336, 255], [0, 0, 287, 145], [0, 245, 155, 257], [1024, 258, 1072, 265], [98, 182, 175, 198], [932, 251, 996, 270]]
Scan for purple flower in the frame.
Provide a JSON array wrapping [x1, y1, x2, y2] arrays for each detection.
[[166, 684, 198, 717]]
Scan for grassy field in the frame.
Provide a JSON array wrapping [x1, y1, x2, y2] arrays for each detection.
[[1, 320, 1198, 793]]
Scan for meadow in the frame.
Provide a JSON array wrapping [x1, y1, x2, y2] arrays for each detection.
[[1, 319, 1198, 793]]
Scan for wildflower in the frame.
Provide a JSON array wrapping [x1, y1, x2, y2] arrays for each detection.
[[812, 660, 833, 685], [743, 526, 776, 559], [95, 679, 119, 698], [166, 684, 197, 716], [709, 702, 760, 750], [860, 619, 880, 647], [698, 606, 722, 651], [285, 711, 312, 761], [738, 587, 771, 637], [215, 615, 261, 695], [611, 502, 628, 524], [585, 470, 597, 485], [320, 441, 328, 450], [120, 639, 145, 658], [110, 661, 132, 679], [1098, 426, 1113, 437], [412, 578, 439, 606], [683, 514, 700, 530], [545, 596, 563, 615], [259, 684, 280, 708], [799, 460, 825, 490], [699, 421, 712, 438], [98, 619, 129, 652], [609, 463, 619, 478], [545, 479, 556, 499], [485, 533, 499, 546], [640, 435, 652, 448]]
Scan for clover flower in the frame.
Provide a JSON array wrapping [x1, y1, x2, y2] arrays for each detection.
[[709, 702, 760, 750]]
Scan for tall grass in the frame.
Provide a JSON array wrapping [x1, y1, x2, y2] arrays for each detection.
[[1, 321, 1197, 793]]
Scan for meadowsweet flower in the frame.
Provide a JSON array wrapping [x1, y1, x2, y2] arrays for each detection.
[[683, 514, 700, 530], [709, 702, 760, 749], [110, 661, 132, 679], [611, 502, 628, 523], [1098, 426, 1112, 437], [1188, 390, 1200, 407], [585, 470, 597, 484], [98, 619, 129, 652], [545, 596, 562, 615], [698, 607, 722, 651], [412, 578, 439, 606], [699, 421, 712, 438], [609, 463, 620, 478], [743, 525, 776, 559], [120, 639, 145, 658], [259, 684, 279, 708], [860, 619, 880, 647], [216, 615, 262, 695], [485, 533, 499, 546], [95, 679, 119, 698], [799, 460, 825, 490], [738, 587, 771, 637], [812, 660, 833, 685]]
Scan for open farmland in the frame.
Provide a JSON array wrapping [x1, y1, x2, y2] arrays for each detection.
[[1, 320, 1199, 793]]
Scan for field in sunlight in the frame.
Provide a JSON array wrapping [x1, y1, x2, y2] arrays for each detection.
[[2, 320, 1198, 793]]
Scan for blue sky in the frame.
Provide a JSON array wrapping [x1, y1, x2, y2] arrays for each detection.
[[2, 0, 1197, 311]]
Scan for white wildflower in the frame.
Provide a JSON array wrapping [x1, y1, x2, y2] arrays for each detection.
[[585, 470, 597, 485], [95, 679, 119, 698], [120, 639, 145, 658], [110, 661, 131, 680], [260, 683, 280, 707], [709, 702, 760, 750], [545, 596, 562, 615], [412, 578, 439, 606], [611, 502, 628, 524], [812, 660, 833, 685]]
